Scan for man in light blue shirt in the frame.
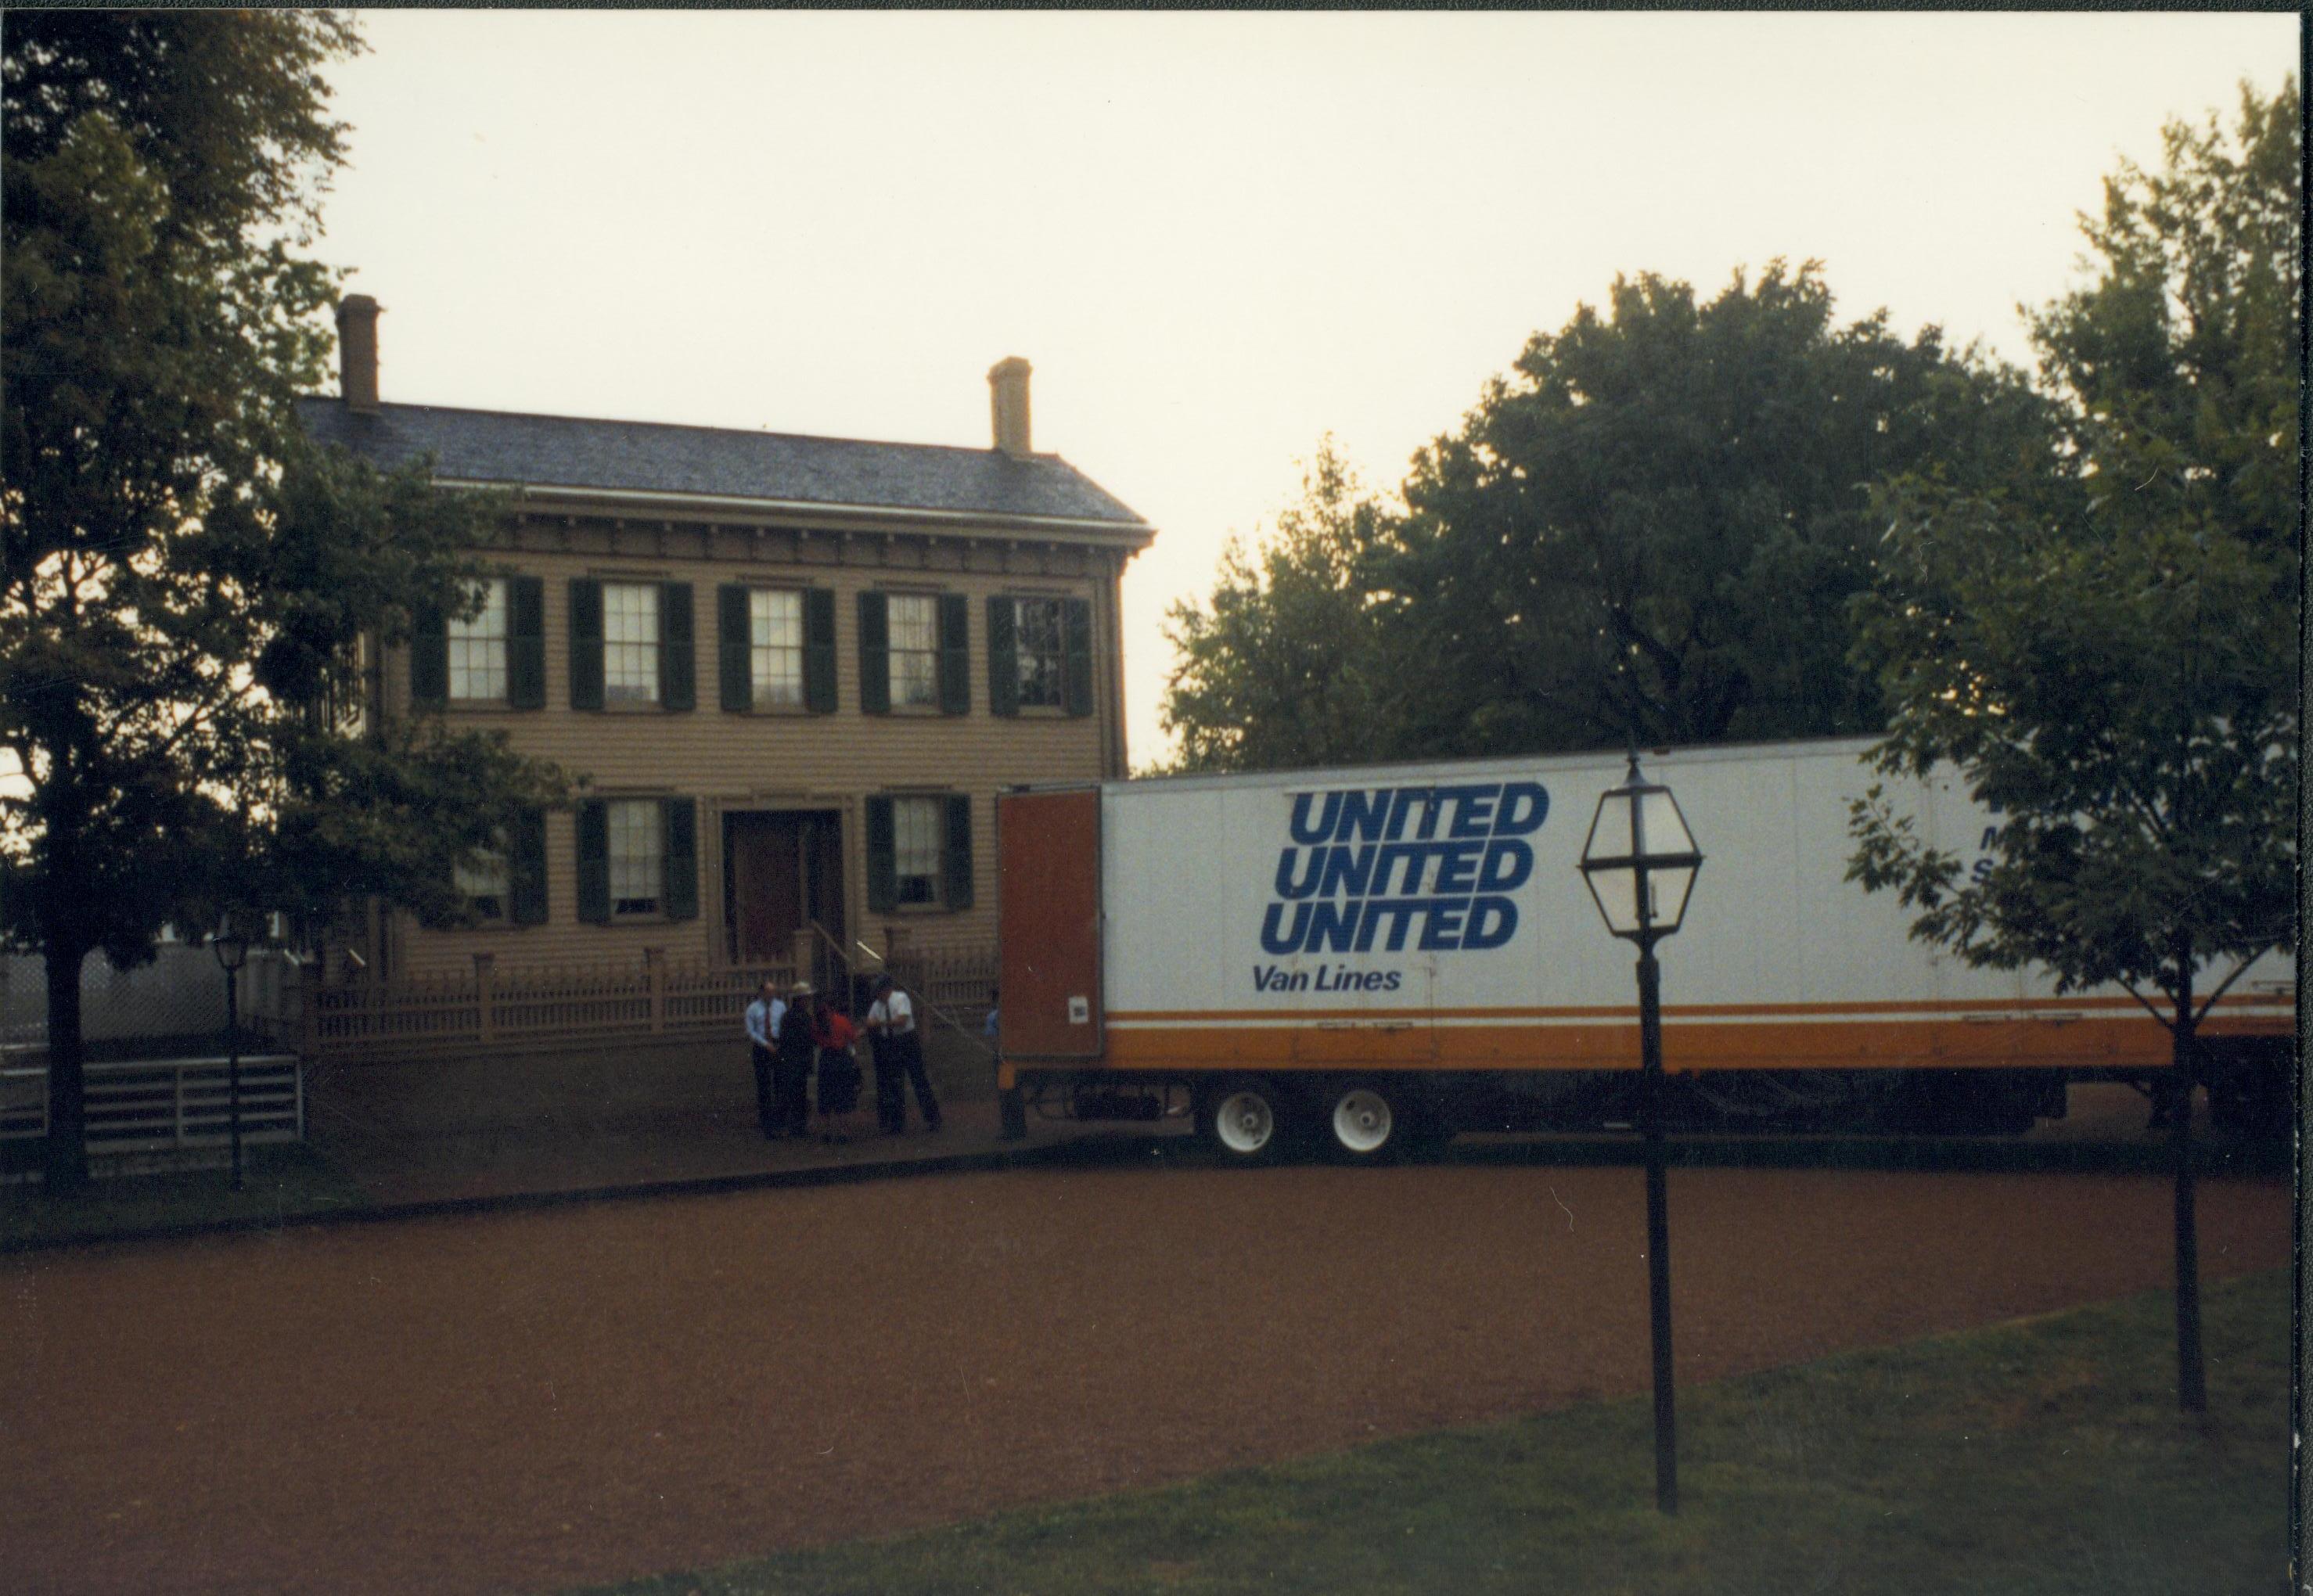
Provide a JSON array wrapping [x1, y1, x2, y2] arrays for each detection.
[[745, 980, 786, 1138]]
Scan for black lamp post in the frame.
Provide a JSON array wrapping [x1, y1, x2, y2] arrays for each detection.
[[1577, 751, 1703, 1515], [212, 915, 252, 1193]]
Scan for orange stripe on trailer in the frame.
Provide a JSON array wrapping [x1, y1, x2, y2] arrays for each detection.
[[1101, 992, 2292, 1026], [1083, 1012, 2279, 1074]]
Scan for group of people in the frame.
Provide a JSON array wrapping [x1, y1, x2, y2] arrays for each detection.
[[744, 973, 942, 1144]]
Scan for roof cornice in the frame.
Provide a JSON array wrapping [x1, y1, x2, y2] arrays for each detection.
[[436, 476, 1156, 549]]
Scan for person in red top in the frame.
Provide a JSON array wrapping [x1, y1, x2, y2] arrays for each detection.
[[812, 994, 865, 1144]]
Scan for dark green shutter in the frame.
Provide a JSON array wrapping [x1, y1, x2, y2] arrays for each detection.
[[718, 584, 752, 711], [664, 797, 698, 921], [576, 800, 610, 922], [938, 594, 970, 715], [865, 796, 897, 913], [660, 582, 695, 711], [803, 588, 836, 714], [987, 597, 1020, 717], [509, 808, 548, 925], [507, 577, 545, 710], [569, 580, 604, 711], [1063, 598, 1095, 717], [858, 591, 890, 714], [411, 600, 448, 706], [943, 794, 974, 910]]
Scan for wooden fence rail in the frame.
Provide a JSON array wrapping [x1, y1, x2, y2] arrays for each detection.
[[887, 948, 1000, 1015], [300, 948, 998, 1062], [1, 1055, 303, 1152], [304, 961, 797, 1060]]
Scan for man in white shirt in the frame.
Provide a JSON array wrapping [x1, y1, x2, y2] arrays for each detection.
[[865, 974, 941, 1134], [743, 980, 786, 1139]]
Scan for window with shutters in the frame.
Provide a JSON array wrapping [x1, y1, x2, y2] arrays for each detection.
[[326, 634, 370, 732], [892, 796, 943, 906], [608, 799, 664, 917], [1012, 597, 1065, 709], [889, 594, 939, 709], [604, 583, 661, 706], [750, 589, 804, 707], [454, 837, 511, 923], [448, 579, 509, 702]]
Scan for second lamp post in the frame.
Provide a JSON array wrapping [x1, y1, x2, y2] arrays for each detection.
[[212, 914, 253, 1193], [1577, 751, 1703, 1515]]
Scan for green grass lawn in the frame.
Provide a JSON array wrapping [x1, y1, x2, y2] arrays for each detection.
[[0, 1141, 369, 1249], [576, 1269, 2291, 1596]]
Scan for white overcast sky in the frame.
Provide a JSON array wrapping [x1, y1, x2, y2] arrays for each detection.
[[316, 11, 2300, 767]]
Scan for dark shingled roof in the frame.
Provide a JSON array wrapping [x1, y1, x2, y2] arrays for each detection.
[[295, 398, 1150, 530]]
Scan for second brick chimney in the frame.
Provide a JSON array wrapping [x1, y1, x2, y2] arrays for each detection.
[[987, 357, 1032, 458], [336, 294, 382, 413]]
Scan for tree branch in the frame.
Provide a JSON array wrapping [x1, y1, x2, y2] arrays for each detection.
[[2191, 950, 2271, 1028], [2117, 977, 2178, 1033]]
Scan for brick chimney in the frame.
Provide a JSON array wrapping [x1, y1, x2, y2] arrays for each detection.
[[336, 294, 382, 413], [987, 357, 1032, 458]]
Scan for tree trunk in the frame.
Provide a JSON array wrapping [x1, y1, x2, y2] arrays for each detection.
[[42, 936, 90, 1192], [2170, 965, 2206, 1413]]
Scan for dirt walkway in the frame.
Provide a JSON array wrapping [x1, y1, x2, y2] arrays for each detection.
[[1, 1157, 2290, 1596]]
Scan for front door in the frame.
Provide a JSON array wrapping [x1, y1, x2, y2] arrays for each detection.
[[725, 810, 846, 976]]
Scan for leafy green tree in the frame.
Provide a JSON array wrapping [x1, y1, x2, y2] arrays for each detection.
[[1158, 440, 1407, 772], [1848, 81, 2300, 1411], [1384, 262, 2056, 756], [2, 13, 569, 1189]]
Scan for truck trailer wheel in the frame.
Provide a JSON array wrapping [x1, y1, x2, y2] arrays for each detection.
[[1324, 1080, 1407, 1163], [1200, 1077, 1290, 1164]]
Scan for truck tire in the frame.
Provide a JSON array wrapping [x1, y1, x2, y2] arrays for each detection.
[[1323, 1078, 1408, 1163], [1199, 1077, 1290, 1164]]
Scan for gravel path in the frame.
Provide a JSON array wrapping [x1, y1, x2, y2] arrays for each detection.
[[1, 1155, 2289, 1596]]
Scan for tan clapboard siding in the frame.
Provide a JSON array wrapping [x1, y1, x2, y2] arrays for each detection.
[[390, 540, 1127, 979]]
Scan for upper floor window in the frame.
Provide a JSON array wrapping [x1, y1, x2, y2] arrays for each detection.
[[1011, 597, 1066, 710], [325, 635, 371, 733], [604, 583, 661, 706], [413, 576, 543, 711], [988, 595, 1092, 718], [888, 595, 939, 709], [750, 589, 804, 708], [858, 591, 966, 716], [572, 578, 693, 714], [720, 584, 832, 714], [448, 579, 509, 702]]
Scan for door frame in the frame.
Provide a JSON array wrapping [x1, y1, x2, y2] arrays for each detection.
[[720, 804, 847, 969]]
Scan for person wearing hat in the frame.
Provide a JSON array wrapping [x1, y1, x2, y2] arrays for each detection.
[[865, 973, 941, 1134], [769, 980, 818, 1138]]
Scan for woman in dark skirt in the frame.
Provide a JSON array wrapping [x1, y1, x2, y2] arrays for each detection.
[[812, 994, 865, 1143]]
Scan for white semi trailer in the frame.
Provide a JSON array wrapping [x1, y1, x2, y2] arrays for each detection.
[[994, 738, 2294, 1161]]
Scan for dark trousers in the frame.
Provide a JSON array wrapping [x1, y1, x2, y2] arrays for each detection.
[[772, 1051, 813, 1136], [750, 1043, 779, 1134], [873, 1033, 941, 1131]]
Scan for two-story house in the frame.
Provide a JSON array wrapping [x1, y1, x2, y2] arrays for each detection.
[[299, 295, 1153, 990]]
